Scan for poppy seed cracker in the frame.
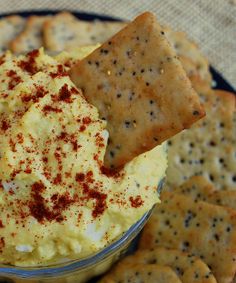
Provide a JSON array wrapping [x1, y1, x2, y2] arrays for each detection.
[[139, 192, 236, 283], [164, 26, 211, 84], [0, 15, 25, 54], [116, 246, 217, 283], [99, 263, 182, 283], [165, 89, 236, 190], [43, 12, 126, 52], [10, 16, 49, 54], [70, 12, 205, 168], [174, 176, 236, 210]]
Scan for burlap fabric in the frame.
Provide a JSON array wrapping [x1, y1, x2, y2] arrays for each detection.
[[0, 0, 235, 88]]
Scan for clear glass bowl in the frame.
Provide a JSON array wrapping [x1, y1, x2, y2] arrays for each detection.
[[0, 179, 164, 283], [0, 209, 152, 283]]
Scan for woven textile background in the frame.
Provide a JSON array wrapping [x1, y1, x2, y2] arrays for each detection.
[[0, 0, 235, 88]]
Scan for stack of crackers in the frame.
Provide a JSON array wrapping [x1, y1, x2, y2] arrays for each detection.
[[0, 12, 126, 54], [93, 14, 235, 283], [100, 85, 235, 282], [0, 11, 212, 89], [0, 10, 235, 283]]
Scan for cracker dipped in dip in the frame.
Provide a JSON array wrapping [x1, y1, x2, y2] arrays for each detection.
[[0, 48, 167, 266]]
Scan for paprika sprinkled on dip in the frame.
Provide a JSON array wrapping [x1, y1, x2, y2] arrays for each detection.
[[0, 48, 167, 266]]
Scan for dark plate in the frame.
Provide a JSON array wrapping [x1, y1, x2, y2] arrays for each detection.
[[0, 9, 235, 94]]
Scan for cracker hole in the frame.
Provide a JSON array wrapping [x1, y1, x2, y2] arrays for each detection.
[[199, 158, 204, 164], [209, 140, 216, 147], [189, 142, 195, 148], [232, 175, 236, 182], [209, 174, 214, 182], [219, 158, 224, 164], [167, 140, 172, 146]]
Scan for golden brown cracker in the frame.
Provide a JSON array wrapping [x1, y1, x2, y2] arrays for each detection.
[[70, 12, 204, 168], [174, 176, 236, 210], [119, 247, 217, 283], [10, 16, 49, 54], [0, 15, 25, 54], [99, 263, 182, 283], [139, 192, 236, 283], [44, 12, 126, 52], [166, 88, 235, 190], [164, 26, 211, 84]]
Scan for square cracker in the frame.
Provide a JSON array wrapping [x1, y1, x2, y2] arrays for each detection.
[[70, 12, 205, 168], [0, 15, 25, 54], [10, 16, 49, 54], [173, 175, 236, 210], [99, 263, 182, 283], [163, 26, 211, 84], [139, 191, 236, 283], [118, 246, 217, 283], [165, 89, 236, 190], [43, 12, 126, 52]]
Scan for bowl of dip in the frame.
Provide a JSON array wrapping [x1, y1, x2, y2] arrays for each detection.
[[0, 199, 161, 283], [0, 46, 167, 282]]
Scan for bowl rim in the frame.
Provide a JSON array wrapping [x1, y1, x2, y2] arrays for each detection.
[[0, 208, 153, 279]]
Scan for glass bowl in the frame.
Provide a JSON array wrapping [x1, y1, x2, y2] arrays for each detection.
[[0, 179, 164, 283], [0, 206, 152, 283]]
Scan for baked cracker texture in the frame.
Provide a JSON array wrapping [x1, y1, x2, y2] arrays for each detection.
[[166, 88, 235, 190], [10, 16, 49, 54], [139, 192, 236, 283], [164, 26, 212, 84], [0, 15, 25, 54], [173, 175, 236, 210], [43, 12, 126, 52], [70, 12, 205, 169], [99, 263, 182, 283], [109, 246, 217, 283]]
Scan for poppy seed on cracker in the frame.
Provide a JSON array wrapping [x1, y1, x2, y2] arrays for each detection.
[[139, 192, 236, 283], [111, 246, 217, 283], [99, 263, 182, 283], [165, 88, 235, 190], [172, 176, 236, 210], [70, 12, 205, 169]]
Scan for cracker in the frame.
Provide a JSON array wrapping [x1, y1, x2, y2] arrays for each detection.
[[174, 176, 236, 210], [10, 16, 49, 54], [139, 192, 236, 283], [189, 75, 215, 103], [119, 247, 217, 283], [165, 88, 236, 190], [99, 263, 182, 283], [0, 15, 25, 54], [164, 26, 211, 84], [70, 12, 204, 168], [44, 12, 126, 52]]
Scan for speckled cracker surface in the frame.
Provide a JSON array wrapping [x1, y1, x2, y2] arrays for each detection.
[[70, 12, 204, 168], [174, 176, 236, 210], [166, 88, 236, 190], [10, 16, 49, 54], [139, 192, 236, 283], [164, 26, 211, 84], [118, 247, 217, 283], [99, 263, 182, 283], [0, 15, 25, 54], [44, 12, 126, 52], [189, 75, 215, 103]]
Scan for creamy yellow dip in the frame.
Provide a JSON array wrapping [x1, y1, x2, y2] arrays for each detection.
[[0, 48, 167, 266]]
